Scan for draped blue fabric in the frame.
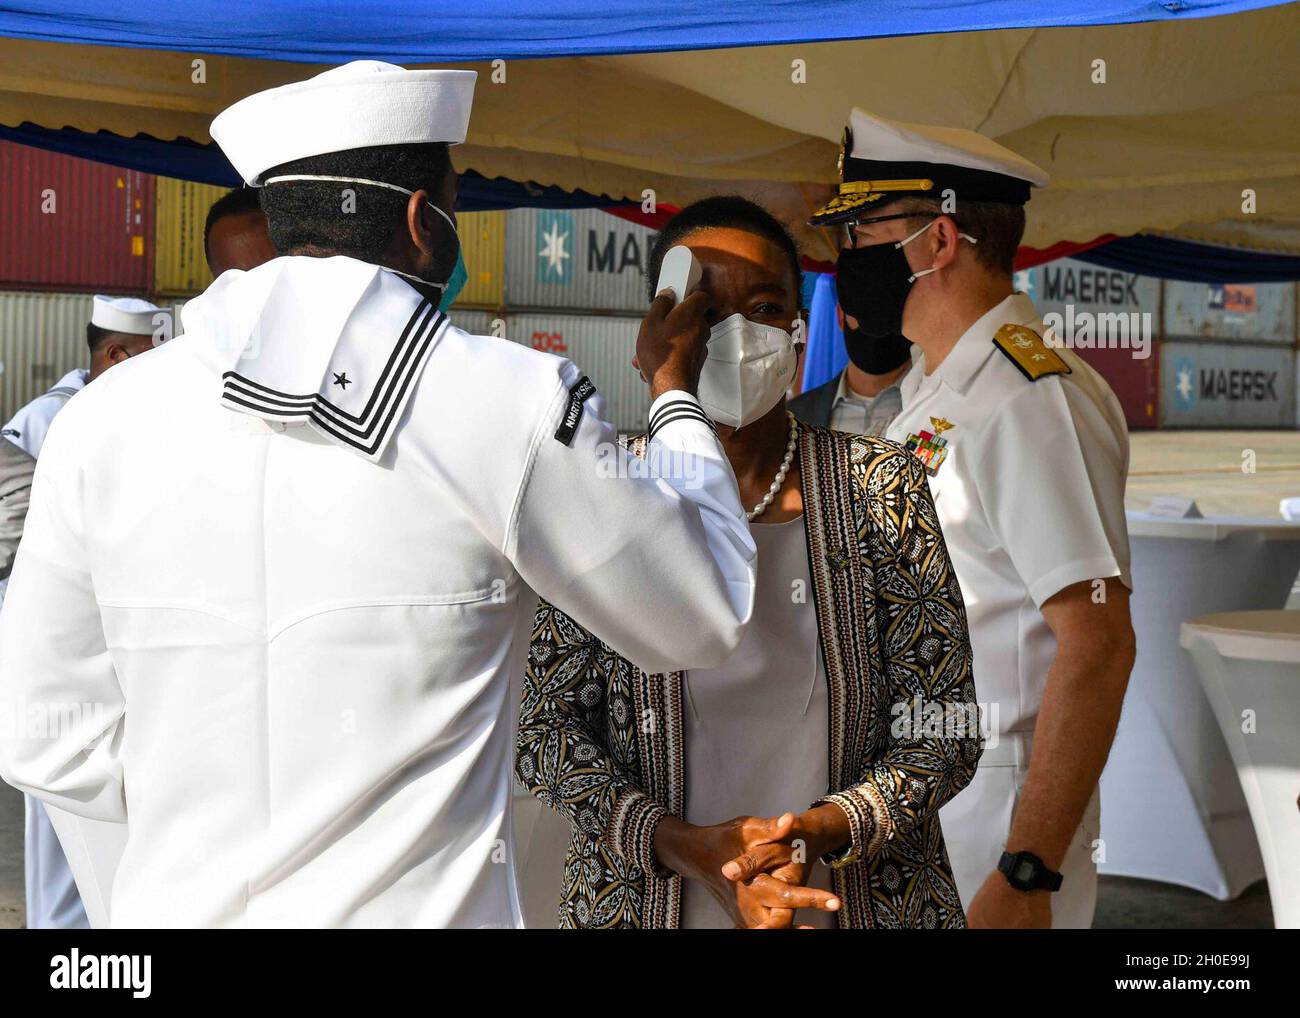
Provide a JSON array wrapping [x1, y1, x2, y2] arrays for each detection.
[[801, 273, 849, 394], [0, 0, 1283, 62]]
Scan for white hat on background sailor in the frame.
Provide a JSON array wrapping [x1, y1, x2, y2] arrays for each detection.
[[809, 107, 1049, 227], [91, 295, 161, 336], [210, 60, 478, 187]]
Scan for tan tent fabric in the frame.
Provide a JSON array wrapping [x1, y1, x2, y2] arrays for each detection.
[[2, 4, 1298, 251]]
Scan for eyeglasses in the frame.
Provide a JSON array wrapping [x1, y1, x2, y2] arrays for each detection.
[[842, 211, 942, 248]]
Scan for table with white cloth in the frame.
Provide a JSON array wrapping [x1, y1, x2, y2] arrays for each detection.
[[1181, 611, 1300, 928], [1099, 513, 1300, 899]]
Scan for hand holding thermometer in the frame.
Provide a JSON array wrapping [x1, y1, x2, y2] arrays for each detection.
[[636, 245, 711, 396], [655, 245, 703, 306]]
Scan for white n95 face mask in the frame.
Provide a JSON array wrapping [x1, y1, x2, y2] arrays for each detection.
[[696, 313, 797, 429]]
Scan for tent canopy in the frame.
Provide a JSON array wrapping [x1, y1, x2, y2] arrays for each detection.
[[0, 1, 1297, 259]]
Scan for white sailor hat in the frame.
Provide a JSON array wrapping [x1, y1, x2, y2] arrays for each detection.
[[810, 108, 1049, 227], [91, 295, 161, 336], [211, 60, 478, 186]]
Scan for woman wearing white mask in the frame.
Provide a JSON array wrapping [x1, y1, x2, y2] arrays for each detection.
[[517, 197, 980, 929]]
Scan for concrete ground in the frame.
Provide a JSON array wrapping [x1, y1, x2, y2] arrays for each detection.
[[0, 430, 1291, 930]]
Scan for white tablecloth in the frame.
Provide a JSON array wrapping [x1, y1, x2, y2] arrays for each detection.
[[1099, 513, 1300, 898], [1181, 611, 1300, 927]]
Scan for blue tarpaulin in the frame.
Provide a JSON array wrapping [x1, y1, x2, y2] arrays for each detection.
[[0, 1, 1285, 63]]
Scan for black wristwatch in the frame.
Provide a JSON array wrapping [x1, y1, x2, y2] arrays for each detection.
[[997, 850, 1063, 892]]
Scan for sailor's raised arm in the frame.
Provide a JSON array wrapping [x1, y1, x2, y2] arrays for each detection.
[[505, 294, 756, 675]]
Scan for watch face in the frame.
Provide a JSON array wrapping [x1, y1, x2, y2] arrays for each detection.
[[1014, 859, 1037, 884]]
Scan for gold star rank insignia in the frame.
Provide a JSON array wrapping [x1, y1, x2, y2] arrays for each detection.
[[930, 416, 954, 434], [992, 324, 1071, 382]]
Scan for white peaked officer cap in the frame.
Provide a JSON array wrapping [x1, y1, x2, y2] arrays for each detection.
[[810, 108, 1049, 227], [210, 60, 478, 186], [91, 295, 161, 336]]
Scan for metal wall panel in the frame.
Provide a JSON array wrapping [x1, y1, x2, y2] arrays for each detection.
[[504, 208, 656, 313], [154, 177, 227, 297], [507, 313, 648, 432], [446, 309, 505, 338], [456, 211, 506, 309], [1017, 258, 1161, 429], [0, 290, 93, 422], [0, 141, 154, 294], [1164, 280, 1297, 344], [1159, 340, 1295, 428]]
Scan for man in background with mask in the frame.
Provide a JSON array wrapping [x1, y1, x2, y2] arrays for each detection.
[[810, 109, 1135, 929], [0, 61, 758, 928], [788, 266, 912, 433]]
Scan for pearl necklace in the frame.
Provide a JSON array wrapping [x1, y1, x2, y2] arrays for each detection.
[[747, 414, 799, 521]]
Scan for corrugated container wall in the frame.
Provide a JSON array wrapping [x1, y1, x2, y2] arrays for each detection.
[[507, 313, 648, 431], [1160, 340, 1295, 428], [0, 141, 153, 294], [505, 208, 656, 313], [0, 290, 93, 421], [1164, 281, 1297, 344], [1018, 258, 1162, 429], [456, 211, 506, 309], [154, 177, 227, 297]]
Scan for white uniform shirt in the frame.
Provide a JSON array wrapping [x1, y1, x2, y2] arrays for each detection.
[[0, 255, 757, 928], [886, 292, 1130, 739], [1, 368, 89, 460]]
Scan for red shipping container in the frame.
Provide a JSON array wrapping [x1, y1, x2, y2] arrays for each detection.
[[1073, 342, 1160, 431], [0, 140, 154, 294]]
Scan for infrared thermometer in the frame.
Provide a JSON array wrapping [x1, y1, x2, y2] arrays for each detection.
[[655, 245, 703, 306]]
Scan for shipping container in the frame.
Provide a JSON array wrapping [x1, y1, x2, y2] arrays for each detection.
[[1164, 280, 1297, 345], [456, 211, 506, 309], [505, 208, 656, 313], [1159, 340, 1295, 428], [154, 177, 228, 297], [1073, 344, 1160, 430], [507, 313, 648, 432], [446, 309, 504, 338], [1019, 258, 1162, 429], [0, 290, 94, 422], [0, 141, 154, 294]]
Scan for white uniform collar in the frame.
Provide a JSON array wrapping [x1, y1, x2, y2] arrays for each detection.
[[185, 255, 447, 462], [52, 368, 89, 394], [912, 291, 1039, 396]]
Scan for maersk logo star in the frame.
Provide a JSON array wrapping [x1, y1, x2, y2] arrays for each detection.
[[333, 372, 352, 390]]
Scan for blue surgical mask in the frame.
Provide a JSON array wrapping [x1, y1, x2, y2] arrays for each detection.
[[438, 249, 468, 311]]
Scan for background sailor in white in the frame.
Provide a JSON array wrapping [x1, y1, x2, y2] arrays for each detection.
[[0, 61, 757, 928], [811, 109, 1135, 929], [0, 293, 159, 928]]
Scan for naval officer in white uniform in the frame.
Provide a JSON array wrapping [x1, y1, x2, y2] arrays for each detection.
[[0, 61, 757, 928], [0, 294, 159, 928], [811, 110, 1135, 928]]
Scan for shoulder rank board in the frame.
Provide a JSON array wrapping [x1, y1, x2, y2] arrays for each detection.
[[992, 323, 1071, 382]]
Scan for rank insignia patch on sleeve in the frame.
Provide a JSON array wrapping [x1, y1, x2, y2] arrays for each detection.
[[554, 375, 597, 446], [993, 323, 1071, 382], [903, 428, 949, 476]]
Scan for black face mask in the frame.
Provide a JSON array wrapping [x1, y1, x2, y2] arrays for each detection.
[[836, 246, 913, 374]]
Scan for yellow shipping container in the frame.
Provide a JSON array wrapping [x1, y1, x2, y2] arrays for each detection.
[[154, 177, 227, 297], [456, 210, 505, 309], [155, 180, 504, 306]]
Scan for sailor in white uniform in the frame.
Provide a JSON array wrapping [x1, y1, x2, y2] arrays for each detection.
[[811, 110, 1135, 928], [0, 294, 159, 928], [0, 62, 757, 928]]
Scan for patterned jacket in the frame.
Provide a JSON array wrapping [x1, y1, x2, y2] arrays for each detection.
[[516, 421, 981, 928]]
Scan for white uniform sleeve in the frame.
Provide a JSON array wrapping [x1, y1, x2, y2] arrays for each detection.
[[0, 416, 126, 823], [507, 361, 756, 674], [972, 378, 1131, 608]]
